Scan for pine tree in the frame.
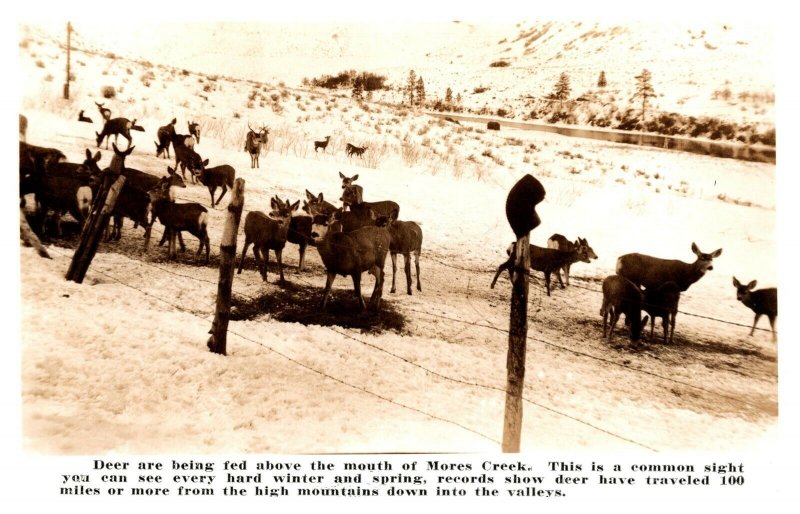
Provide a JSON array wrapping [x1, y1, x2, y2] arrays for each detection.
[[552, 72, 571, 110], [633, 69, 656, 123], [416, 76, 426, 107], [405, 70, 417, 107], [597, 70, 607, 88]]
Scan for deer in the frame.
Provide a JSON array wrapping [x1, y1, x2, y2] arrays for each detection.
[[245, 124, 269, 168], [188, 121, 201, 144], [490, 242, 592, 296], [155, 118, 177, 158], [601, 275, 649, 344], [105, 144, 185, 249], [341, 182, 400, 221], [174, 143, 208, 183], [303, 190, 337, 216], [642, 281, 681, 344], [35, 149, 103, 237], [733, 277, 778, 341], [314, 135, 331, 153], [96, 117, 134, 149], [237, 197, 299, 282], [195, 163, 235, 208], [95, 101, 111, 122], [78, 110, 93, 124], [547, 233, 598, 286], [345, 143, 367, 157], [310, 212, 391, 312], [616, 243, 723, 291], [338, 172, 363, 211], [148, 182, 210, 263], [386, 219, 423, 295]]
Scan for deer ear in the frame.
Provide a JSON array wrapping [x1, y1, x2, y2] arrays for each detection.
[[691, 242, 700, 255], [339, 171, 345, 179], [167, 166, 175, 175], [353, 174, 359, 181], [270, 197, 278, 209], [747, 280, 757, 290], [318, 193, 324, 201], [291, 200, 300, 211], [202, 159, 209, 166], [732, 277, 740, 287], [85, 149, 92, 160], [306, 189, 314, 200], [711, 248, 722, 258]]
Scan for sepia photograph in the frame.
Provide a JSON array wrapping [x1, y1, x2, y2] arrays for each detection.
[[12, 1, 793, 482]]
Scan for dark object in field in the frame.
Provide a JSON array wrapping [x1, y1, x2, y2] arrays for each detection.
[[487, 121, 500, 130]]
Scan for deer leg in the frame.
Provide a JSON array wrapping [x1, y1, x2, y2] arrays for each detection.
[[238, 241, 251, 274], [297, 242, 306, 272], [661, 316, 668, 344], [669, 312, 676, 344], [390, 252, 398, 293], [545, 271, 552, 296], [177, 231, 186, 252], [168, 229, 177, 259], [369, 265, 384, 311], [404, 252, 412, 295], [555, 266, 565, 289], [602, 302, 609, 337], [216, 185, 228, 207], [650, 316, 655, 341], [276, 249, 285, 283], [415, 250, 422, 292], [352, 273, 366, 311], [262, 247, 270, 281], [252, 246, 264, 280], [608, 309, 620, 343], [490, 260, 511, 289], [565, 263, 571, 286], [203, 232, 210, 264], [768, 315, 776, 341], [320, 272, 336, 309], [143, 224, 152, 251], [750, 314, 761, 336]]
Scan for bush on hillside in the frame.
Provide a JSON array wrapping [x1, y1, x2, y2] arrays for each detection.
[[101, 85, 116, 99]]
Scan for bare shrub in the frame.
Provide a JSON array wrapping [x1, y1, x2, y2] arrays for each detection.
[[101, 85, 116, 99]]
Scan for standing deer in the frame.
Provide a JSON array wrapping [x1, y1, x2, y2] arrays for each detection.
[[95, 102, 111, 122], [237, 197, 299, 282], [314, 136, 331, 153], [490, 242, 591, 296], [245, 124, 269, 168], [311, 214, 391, 311], [188, 121, 201, 144], [96, 117, 134, 149], [616, 243, 722, 291], [733, 277, 778, 341], [155, 118, 177, 158], [642, 281, 681, 344], [547, 234, 598, 286], [386, 219, 423, 295]]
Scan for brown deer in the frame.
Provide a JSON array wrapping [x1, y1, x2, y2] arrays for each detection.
[[303, 190, 337, 216], [148, 183, 210, 263], [188, 121, 201, 144], [96, 117, 134, 149], [78, 110, 93, 124], [314, 135, 331, 153], [95, 101, 111, 122], [616, 243, 722, 291], [237, 197, 299, 282], [601, 275, 649, 344], [642, 282, 681, 344], [244, 124, 269, 168], [155, 118, 177, 158], [733, 277, 778, 341], [340, 182, 399, 221], [491, 242, 591, 296], [386, 219, 423, 295], [547, 234, 598, 286], [311, 215, 391, 311]]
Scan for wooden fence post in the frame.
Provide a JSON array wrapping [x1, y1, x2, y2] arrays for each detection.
[[208, 178, 245, 355], [503, 236, 530, 452], [501, 174, 545, 453], [66, 174, 126, 283]]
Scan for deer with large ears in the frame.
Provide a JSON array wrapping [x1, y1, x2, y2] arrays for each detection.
[[95, 101, 111, 122], [96, 118, 135, 150], [733, 277, 778, 341], [244, 124, 269, 168], [616, 243, 722, 291]]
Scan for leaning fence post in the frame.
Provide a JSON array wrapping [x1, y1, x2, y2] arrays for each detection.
[[208, 178, 245, 355], [501, 174, 546, 453], [66, 173, 126, 283]]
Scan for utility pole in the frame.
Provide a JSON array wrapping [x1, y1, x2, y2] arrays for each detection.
[[64, 22, 72, 99]]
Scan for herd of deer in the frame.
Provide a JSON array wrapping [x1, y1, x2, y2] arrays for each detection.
[[18, 107, 777, 343]]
